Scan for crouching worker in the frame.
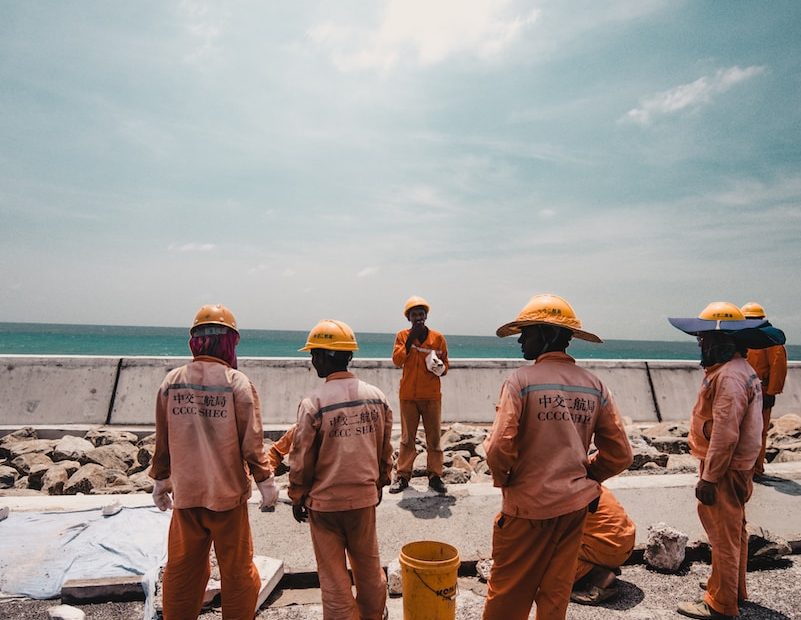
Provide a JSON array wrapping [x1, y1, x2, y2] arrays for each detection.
[[669, 301, 785, 620], [570, 485, 636, 605], [149, 304, 277, 620], [289, 319, 393, 620]]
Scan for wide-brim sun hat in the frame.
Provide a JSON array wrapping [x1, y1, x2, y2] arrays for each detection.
[[668, 301, 786, 349], [496, 293, 602, 343]]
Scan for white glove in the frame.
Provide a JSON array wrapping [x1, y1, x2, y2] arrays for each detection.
[[152, 478, 173, 511], [426, 350, 446, 377], [257, 477, 278, 512]]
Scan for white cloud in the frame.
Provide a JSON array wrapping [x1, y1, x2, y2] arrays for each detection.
[[168, 242, 216, 252], [622, 65, 766, 125], [308, 0, 539, 71], [357, 266, 380, 278]]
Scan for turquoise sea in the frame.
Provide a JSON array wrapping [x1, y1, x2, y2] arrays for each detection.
[[1, 323, 797, 360]]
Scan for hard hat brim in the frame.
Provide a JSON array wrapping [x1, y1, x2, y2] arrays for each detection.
[[668, 318, 786, 349], [667, 317, 768, 335], [496, 320, 603, 343]]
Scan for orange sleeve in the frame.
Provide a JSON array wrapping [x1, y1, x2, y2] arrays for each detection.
[[766, 346, 788, 396], [587, 391, 633, 483], [702, 376, 747, 482], [287, 400, 321, 505], [148, 379, 171, 480], [235, 379, 273, 483], [267, 425, 296, 471], [485, 379, 522, 487], [392, 330, 408, 367]]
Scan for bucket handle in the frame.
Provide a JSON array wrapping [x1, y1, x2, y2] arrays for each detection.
[[412, 569, 458, 601]]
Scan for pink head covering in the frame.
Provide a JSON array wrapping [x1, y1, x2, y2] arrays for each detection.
[[189, 326, 240, 369]]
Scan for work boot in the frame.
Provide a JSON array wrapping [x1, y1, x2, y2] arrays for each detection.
[[388, 477, 409, 494], [428, 476, 447, 494], [677, 600, 736, 619]]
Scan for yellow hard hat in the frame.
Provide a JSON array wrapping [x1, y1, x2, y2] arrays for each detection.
[[741, 301, 766, 319], [403, 296, 430, 318], [496, 293, 602, 343], [299, 319, 359, 352], [698, 302, 744, 321], [191, 304, 238, 334]]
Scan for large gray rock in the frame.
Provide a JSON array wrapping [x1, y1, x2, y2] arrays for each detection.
[[52, 435, 95, 462], [11, 451, 53, 475], [646, 436, 689, 455], [1, 438, 56, 460], [64, 463, 107, 495], [630, 438, 669, 470], [644, 522, 688, 572], [82, 445, 130, 471], [476, 558, 493, 582], [442, 467, 470, 485], [42, 464, 71, 495], [0, 464, 20, 488], [642, 421, 689, 439], [747, 523, 792, 565], [84, 429, 139, 447]]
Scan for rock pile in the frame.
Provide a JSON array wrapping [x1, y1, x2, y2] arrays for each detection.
[[1, 414, 800, 496]]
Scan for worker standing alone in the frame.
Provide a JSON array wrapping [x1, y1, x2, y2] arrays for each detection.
[[149, 304, 277, 620], [390, 296, 449, 494], [289, 319, 393, 620], [482, 293, 633, 620]]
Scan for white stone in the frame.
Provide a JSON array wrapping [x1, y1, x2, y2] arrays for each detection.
[[0, 506, 9, 521], [102, 501, 123, 517], [387, 559, 403, 596], [47, 604, 86, 620], [644, 522, 688, 572]]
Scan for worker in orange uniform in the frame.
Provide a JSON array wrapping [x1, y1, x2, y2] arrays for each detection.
[[740, 302, 788, 481], [289, 319, 393, 620], [669, 301, 785, 620], [482, 293, 633, 620], [570, 485, 636, 605], [389, 296, 449, 494], [149, 304, 277, 620]]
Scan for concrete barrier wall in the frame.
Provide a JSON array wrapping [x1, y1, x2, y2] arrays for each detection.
[[1, 356, 799, 427]]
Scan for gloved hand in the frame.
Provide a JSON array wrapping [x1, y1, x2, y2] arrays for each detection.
[[292, 503, 308, 523], [695, 479, 717, 506], [152, 478, 173, 511], [763, 394, 776, 409], [257, 477, 278, 512]]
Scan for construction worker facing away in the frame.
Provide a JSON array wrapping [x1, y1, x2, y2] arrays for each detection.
[[288, 319, 393, 620], [390, 296, 449, 494], [669, 301, 785, 619], [570, 485, 636, 606], [740, 302, 788, 481], [149, 304, 277, 620], [482, 294, 633, 620]]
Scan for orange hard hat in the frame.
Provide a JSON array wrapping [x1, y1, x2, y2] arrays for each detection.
[[403, 296, 430, 318], [740, 301, 766, 319], [299, 319, 359, 352], [496, 293, 602, 342], [698, 302, 744, 321], [191, 304, 238, 334]]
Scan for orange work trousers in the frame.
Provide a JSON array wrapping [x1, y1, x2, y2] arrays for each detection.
[[395, 399, 443, 479], [309, 506, 386, 620], [483, 507, 587, 620], [162, 503, 260, 620], [697, 463, 754, 617], [754, 407, 772, 475], [574, 536, 634, 582]]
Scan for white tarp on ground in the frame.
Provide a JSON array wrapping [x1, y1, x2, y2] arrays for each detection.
[[0, 506, 169, 619]]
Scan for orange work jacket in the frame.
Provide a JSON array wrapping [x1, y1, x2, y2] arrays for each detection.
[[485, 351, 633, 520], [746, 345, 788, 397], [149, 356, 273, 511], [392, 328, 449, 401], [288, 371, 393, 512], [689, 355, 763, 483]]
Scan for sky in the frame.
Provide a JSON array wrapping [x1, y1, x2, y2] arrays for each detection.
[[1, 1, 800, 341]]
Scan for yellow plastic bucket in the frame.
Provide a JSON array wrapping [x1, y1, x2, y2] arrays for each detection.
[[399, 540, 460, 620]]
